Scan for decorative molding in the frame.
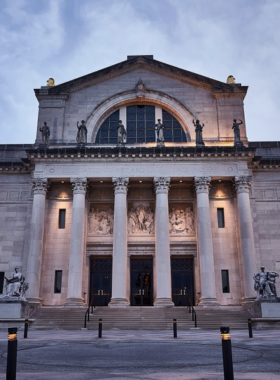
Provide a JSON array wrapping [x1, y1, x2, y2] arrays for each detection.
[[70, 177, 88, 194], [233, 175, 252, 194], [194, 177, 211, 194], [112, 177, 129, 194], [31, 178, 48, 195], [153, 177, 171, 194]]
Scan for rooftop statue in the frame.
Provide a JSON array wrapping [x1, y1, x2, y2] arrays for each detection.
[[232, 119, 243, 147], [227, 75, 236, 84], [46, 77, 55, 86], [39, 121, 50, 145], [254, 266, 279, 300], [116, 120, 127, 144], [76, 120, 87, 144], [193, 119, 204, 146], [3, 267, 29, 299], [155, 119, 165, 147]]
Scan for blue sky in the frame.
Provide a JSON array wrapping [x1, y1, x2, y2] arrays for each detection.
[[0, 0, 279, 143]]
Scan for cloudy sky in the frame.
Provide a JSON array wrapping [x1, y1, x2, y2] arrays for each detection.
[[0, 0, 279, 144]]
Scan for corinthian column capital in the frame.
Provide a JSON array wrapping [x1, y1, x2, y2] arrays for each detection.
[[153, 177, 170, 194], [112, 177, 129, 194], [233, 176, 252, 194], [194, 176, 211, 194], [31, 178, 48, 195], [70, 178, 88, 195]]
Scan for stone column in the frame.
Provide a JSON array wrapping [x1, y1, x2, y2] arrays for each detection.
[[26, 178, 48, 304], [109, 177, 129, 307], [153, 177, 173, 306], [233, 176, 256, 300], [194, 177, 219, 306], [65, 178, 87, 305]]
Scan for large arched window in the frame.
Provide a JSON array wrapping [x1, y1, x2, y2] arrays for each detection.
[[95, 106, 187, 144]]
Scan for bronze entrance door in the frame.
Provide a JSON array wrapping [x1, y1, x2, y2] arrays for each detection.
[[90, 258, 112, 306], [171, 258, 194, 306], [130, 258, 153, 306]]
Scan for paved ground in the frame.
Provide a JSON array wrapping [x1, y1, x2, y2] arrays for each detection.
[[0, 328, 280, 379]]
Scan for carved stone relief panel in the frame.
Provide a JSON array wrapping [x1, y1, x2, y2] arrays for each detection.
[[169, 203, 195, 235], [128, 202, 155, 235], [88, 204, 114, 235]]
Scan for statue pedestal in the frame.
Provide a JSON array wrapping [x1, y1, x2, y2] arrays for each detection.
[[261, 300, 280, 317], [0, 298, 28, 318]]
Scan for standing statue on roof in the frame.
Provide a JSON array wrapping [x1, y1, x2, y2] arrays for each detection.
[[116, 120, 127, 144], [76, 120, 87, 144], [155, 119, 165, 146], [193, 119, 204, 146], [232, 119, 243, 147], [39, 122, 50, 146]]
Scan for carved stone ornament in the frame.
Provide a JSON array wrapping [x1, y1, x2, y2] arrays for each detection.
[[194, 177, 211, 194], [169, 207, 195, 235], [88, 207, 114, 235], [2, 267, 29, 300], [253, 266, 279, 300], [128, 203, 154, 235], [112, 177, 129, 194], [135, 78, 146, 98], [70, 178, 88, 194], [153, 177, 171, 194], [31, 178, 48, 195], [233, 176, 252, 194]]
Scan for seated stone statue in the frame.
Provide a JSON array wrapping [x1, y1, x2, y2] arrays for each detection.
[[4, 267, 28, 298], [254, 266, 279, 299]]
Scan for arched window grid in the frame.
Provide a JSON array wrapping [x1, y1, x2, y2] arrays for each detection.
[[95, 109, 119, 144]]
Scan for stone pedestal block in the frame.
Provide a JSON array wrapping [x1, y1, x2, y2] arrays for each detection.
[[0, 299, 28, 318]]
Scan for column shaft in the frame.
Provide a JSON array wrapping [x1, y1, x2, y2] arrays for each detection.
[[154, 177, 173, 306], [66, 178, 87, 305], [234, 176, 256, 300], [26, 178, 48, 304], [194, 177, 218, 305], [109, 177, 129, 307]]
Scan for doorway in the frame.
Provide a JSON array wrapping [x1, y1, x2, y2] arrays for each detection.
[[130, 258, 153, 306], [90, 257, 112, 306], [171, 258, 194, 306]]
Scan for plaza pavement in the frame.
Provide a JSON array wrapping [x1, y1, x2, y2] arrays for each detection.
[[0, 328, 280, 379]]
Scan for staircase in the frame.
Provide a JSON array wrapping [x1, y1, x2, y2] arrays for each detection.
[[30, 306, 250, 330]]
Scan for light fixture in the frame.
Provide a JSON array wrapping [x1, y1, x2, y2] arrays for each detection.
[[179, 180, 183, 183], [218, 180, 222, 183], [139, 180, 142, 183], [61, 181, 64, 184], [100, 180, 103, 183]]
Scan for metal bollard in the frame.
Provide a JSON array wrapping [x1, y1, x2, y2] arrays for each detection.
[[98, 319, 102, 338], [173, 319, 177, 338], [6, 327, 18, 380], [248, 319, 253, 338], [24, 319, 29, 339], [220, 327, 234, 380], [194, 313, 197, 328]]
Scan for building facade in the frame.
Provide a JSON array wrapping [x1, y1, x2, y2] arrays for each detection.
[[1, 55, 280, 309]]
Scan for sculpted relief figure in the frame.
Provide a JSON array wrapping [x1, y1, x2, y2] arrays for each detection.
[[253, 266, 279, 299], [3, 267, 29, 298], [128, 204, 154, 234], [169, 207, 195, 235], [88, 208, 114, 235], [76, 120, 87, 144]]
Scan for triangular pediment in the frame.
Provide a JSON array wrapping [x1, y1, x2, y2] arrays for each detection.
[[35, 56, 247, 97]]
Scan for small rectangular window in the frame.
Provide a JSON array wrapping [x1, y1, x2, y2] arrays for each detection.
[[54, 270, 62, 293], [0, 272, 4, 294], [221, 270, 230, 293], [217, 208, 225, 228], [59, 209, 66, 229]]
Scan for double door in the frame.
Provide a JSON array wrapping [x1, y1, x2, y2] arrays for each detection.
[[90, 258, 112, 307], [171, 258, 194, 306], [130, 258, 153, 306]]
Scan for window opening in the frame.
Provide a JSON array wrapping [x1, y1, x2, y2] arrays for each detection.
[[162, 110, 187, 142], [126, 105, 155, 143], [95, 110, 119, 144], [221, 270, 230, 293], [0, 272, 4, 294], [54, 270, 62, 293], [59, 209, 66, 229], [217, 208, 225, 228]]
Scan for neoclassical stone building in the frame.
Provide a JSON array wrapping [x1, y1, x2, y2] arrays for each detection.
[[1, 55, 279, 309]]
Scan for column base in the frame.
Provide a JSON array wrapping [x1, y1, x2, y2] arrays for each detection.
[[154, 298, 174, 307], [26, 297, 42, 306], [108, 298, 129, 308], [64, 298, 84, 306], [198, 297, 220, 306]]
